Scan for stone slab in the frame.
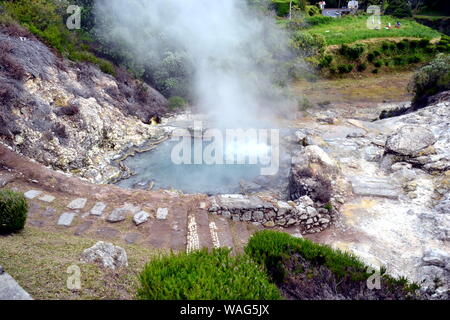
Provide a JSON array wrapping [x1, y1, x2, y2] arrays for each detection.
[[24, 190, 42, 200], [156, 208, 169, 220], [124, 233, 140, 244], [67, 198, 87, 210], [0, 272, 33, 300], [351, 177, 400, 199], [38, 195, 55, 203], [57, 212, 76, 227], [90, 202, 107, 216]]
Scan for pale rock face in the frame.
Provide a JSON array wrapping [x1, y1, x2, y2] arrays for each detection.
[[81, 241, 128, 270], [386, 125, 436, 157]]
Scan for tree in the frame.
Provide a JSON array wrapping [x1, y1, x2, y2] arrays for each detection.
[[385, 0, 412, 18]]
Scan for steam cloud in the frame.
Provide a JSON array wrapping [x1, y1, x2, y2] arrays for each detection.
[[94, 0, 295, 128]]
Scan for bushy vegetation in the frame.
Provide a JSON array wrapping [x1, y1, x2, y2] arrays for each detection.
[[137, 248, 281, 300], [385, 0, 412, 18], [246, 230, 369, 282], [290, 31, 325, 57], [408, 53, 450, 101], [0, 189, 28, 233], [168, 96, 187, 110], [245, 231, 421, 299]]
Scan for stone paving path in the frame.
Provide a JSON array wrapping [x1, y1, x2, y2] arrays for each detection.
[[18, 186, 261, 253]]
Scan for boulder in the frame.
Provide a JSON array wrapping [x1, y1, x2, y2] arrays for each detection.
[[289, 145, 340, 202], [81, 241, 128, 270], [386, 125, 436, 157], [133, 211, 150, 225]]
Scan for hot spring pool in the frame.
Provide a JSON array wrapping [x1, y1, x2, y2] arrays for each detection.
[[115, 139, 268, 194]]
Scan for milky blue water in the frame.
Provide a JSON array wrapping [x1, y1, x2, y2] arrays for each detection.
[[115, 139, 265, 194]]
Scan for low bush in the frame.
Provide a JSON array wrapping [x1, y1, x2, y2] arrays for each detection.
[[290, 31, 326, 57], [245, 231, 421, 299], [367, 52, 375, 62], [407, 55, 422, 64], [357, 63, 367, 72], [418, 39, 430, 48], [337, 64, 353, 74], [168, 96, 187, 110], [408, 53, 450, 101], [339, 43, 366, 60], [394, 56, 405, 65], [245, 230, 369, 283], [318, 54, 333, 68], [372, 68, 379, 74], [137, 248, 281, 300], [0, 189, 28, 233], [396, 40, 408, 51], [373, 60, 382, 68], [305, 16, 333, 26]]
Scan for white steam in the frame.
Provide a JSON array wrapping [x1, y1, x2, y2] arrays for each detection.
[[94, 0, 294, 127]]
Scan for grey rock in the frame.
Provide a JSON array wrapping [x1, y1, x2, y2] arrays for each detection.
[[0, 272, 33, 300], [57, 212, 76, 227], [107, 208, 128, 223], [81, 241, 128, 270], [351, 176, 400, 199], [386, 125, 436, 156], [90, 202, 107, 216], [306, 206, 318, 217], [222, 211, 231, 219], [38, 194, 55, 203], [67, 198, 87, 210], [242, 211, 252, 221], [435, 194, 450, 214], [252, 211, 264, 222], [422, 248, 450, 268], [156, 208, 169, 220], [24, 190, 42, 199], [133, 210, 150, 225]]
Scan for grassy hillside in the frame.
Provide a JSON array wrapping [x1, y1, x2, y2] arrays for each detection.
[[305, 15, 441, 45]]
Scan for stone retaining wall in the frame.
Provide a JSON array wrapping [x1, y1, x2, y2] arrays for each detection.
[[208, 194, 334, 234]]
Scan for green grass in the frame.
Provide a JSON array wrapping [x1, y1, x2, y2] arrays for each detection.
[[0, 227, 157, 299], [306, 15, 441, 45], [137, 248, 281, 300]]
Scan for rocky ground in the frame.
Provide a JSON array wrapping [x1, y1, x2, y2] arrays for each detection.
[[1, 25, 449, 300]]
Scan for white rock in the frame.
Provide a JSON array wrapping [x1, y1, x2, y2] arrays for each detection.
[[67, 198, 87, 210], [133, 211, 150, 225], [156, 208, 169, 220], [81, 241, 128, 270], [90, 202, 107, 216], [57, 212, 76, 227], [38, 194, 55, 203], [24, 190, 42, 199]]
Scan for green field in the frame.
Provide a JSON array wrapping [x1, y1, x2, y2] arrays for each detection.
[[306, 15, 441, 45]]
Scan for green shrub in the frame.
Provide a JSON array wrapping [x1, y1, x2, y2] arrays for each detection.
[[396, 40, 408, 51], [424, 45, 436, 54], [394, 56, 405, 65], [339, 43, 366, 60], [305, 16, 333, 25], [385, 0, 412, 18], [0, 189, 28, 233], [373, 60, 382, 68], [372, 68, 379, 74], [385, 61, 390, 67], [409, 40, 419, 49], [137, 248, 281, 300], [318, 54, 333, 68], [381, 42, 390, 51], [407, 55, 422, 64], [408, 53, 450, 101], [290, 31, 326, 57], [373, 50, 381, 57], [245, 230, 369, 282], [357, 63, 367, 72], [168, 96, 187, 110], [337, 64, 353, 74], [297, 96, 313, 111], [418, 39, 430, 48], [367, 52, 375, 62], [305, 5, 321, 17]]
